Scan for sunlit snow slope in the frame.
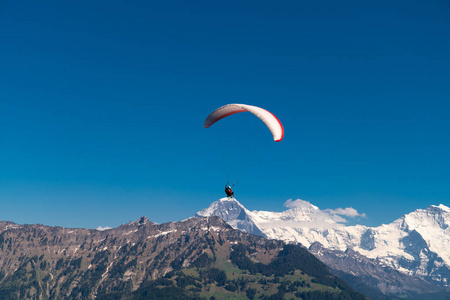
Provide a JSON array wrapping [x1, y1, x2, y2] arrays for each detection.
[[197, 198, 450, 285]]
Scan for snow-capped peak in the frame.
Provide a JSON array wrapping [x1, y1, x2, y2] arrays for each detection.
[[434, 204, 450, 213], [284, 199, 320, 211], [196, 197, 246, 219], [196, 198, 265, 236]]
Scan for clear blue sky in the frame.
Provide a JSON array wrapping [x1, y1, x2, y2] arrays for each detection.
[[1, 0, 449, 229]]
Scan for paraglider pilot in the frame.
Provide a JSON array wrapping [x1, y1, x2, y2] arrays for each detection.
[[225, 184, 234, 198]]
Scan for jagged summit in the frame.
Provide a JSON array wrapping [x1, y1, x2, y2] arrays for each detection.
[[196, 198, 246, 220], [121, 216, 154, 228], [135, 216, 151, 225], [196, 198, 265, 236], [196, 197, 246, 219]]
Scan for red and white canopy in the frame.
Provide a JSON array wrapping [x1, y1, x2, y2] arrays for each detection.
[[204, 104, 284, 142]]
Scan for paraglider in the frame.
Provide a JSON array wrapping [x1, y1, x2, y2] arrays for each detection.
[[225, 184, 234, 198], [204, 104, 284, 197], [203, 103, 284, 142]]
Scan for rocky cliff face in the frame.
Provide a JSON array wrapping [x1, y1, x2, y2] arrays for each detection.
[[309, 242, 447, 300], [0, 216, 364, 299], [0, 217, 243, 298]]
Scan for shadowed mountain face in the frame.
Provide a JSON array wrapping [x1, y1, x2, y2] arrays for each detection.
[[0, 217, 365, 299], [309, 242, 450, 300]]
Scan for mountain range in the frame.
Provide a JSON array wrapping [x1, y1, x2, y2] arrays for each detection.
[[0, 215, 365, 299], [197, 198, 450, 299], [1, 197, 448, 299]]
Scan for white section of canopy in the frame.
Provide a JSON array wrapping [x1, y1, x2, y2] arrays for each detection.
[[203, 104, 284, 142]]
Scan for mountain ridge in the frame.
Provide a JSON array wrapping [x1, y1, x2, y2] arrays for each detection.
[[0, 215, 365, 299]]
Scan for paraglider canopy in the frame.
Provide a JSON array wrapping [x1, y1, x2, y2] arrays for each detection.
[[204, 104, 284, 142]]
